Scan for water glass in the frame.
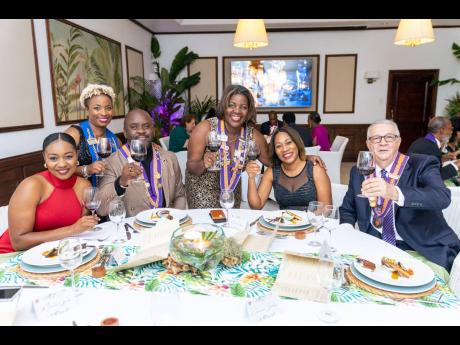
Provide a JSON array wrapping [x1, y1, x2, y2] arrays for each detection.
[[323, 205, 340, 252], [306, 201, 324, 247], [316, 259, 344, 323], [58, 238, 83, 295], [109, 198, 126, 244], [219, 189, 234, 227], [82, 187, 102, 231]]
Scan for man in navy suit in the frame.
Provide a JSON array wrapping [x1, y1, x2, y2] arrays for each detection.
[[340, 119, 460, 278], [260, 111, 283, 136]]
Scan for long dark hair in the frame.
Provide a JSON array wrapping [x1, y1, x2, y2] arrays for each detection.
[[216, 85, 257, 125], [42, 132, 78, 151], [269, 126, 307, 166]]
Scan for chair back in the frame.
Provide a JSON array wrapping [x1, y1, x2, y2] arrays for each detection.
[[331, 136, 349, 153], [449, 253, 460, 298], [317, 136, 349, 184], [443, 195, 460, 238], [174, 151, 187, 184], [0, 205, 8, 236], [305, 145, 320, 156], [331, 183, 348, 208], [159, 136, 170, 150]]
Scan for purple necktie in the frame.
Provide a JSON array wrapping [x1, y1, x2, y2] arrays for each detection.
[[380, 169, 397, 246]]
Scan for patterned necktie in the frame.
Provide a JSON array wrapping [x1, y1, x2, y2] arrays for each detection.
[[380, 169, 397, 246]]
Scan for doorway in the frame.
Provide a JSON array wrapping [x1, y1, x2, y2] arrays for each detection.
[[386, 70, 439, 153]]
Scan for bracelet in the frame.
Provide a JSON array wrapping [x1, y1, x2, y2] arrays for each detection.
[[82, 165, 89, 178]]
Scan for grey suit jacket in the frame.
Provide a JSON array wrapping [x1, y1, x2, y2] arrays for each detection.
[[97, 147, 186, 217]]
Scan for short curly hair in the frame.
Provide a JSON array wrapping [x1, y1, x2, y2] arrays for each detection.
[[79, 84, 115, 109]]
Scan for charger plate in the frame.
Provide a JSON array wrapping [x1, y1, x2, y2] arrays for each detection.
[[135, 208, 188, 225], [21, 240, 93, 267], [256, 221, 315, 237], [345, 268, 438, 299], [134, 215, 192, 228], [133, 217, 193, 231]]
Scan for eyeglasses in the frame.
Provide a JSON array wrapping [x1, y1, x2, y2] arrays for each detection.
[[368, 134, 400, 144]]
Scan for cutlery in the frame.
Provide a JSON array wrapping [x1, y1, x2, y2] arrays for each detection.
[[249, 216, 261, 227], [124, 223, 132, 240], [125, 223, 140, 234]]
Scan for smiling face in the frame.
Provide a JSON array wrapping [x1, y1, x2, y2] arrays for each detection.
[[366, 123, 401, 167], [224, 94, 249, 130], [274, 131, 299, 165], [86, 95, 113, 128], [124, 109, 154, 144], [43, 140, 78, 180]]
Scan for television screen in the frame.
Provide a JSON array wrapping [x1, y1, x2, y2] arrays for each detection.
[[230, 58, 313, 108]]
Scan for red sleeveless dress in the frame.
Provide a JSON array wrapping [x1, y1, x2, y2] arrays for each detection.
[[0, 171, 83, 253]]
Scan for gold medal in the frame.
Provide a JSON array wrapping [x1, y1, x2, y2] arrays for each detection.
[[155, 172, 161, 180], [144, 181, 150, 188], [372, 216, 382, 228]]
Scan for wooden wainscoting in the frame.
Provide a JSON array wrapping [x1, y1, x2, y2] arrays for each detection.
[[0, 151, 45, 206]]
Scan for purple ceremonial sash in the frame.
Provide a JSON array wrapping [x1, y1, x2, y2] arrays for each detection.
[[371, 152, 409, 227], [218, 119, 248, 192], [119, 144, 163, 208], [425, 133, 437, 144]]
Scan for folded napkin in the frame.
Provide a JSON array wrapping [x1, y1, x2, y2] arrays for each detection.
[[110, 218, 180, 272], [228, 224, 274, 253]]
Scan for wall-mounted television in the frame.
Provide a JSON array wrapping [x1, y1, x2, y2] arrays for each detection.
[[223, 55, 319, 113]]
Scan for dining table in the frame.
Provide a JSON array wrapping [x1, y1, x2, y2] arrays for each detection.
[[2, 208, 460, 326]]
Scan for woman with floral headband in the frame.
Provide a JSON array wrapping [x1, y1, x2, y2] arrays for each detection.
[[65, 84, 122, 186]]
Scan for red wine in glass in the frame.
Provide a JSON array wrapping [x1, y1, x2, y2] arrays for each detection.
[[208, 143, 220, 152], [247, 152, 259, 161], [358, 167, 375, 176], [131, 153, 146, 162], [357, 151, 375, 198], [97, 152, 111, 159]]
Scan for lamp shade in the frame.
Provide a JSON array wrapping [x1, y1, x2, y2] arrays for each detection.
[[233, 19, 268, 49], [394, 19, 435, 47]]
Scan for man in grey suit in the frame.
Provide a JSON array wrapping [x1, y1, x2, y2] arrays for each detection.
[[98, 109, 186, 217]]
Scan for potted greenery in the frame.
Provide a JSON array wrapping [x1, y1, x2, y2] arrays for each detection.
[[188, 95, 217, 122]]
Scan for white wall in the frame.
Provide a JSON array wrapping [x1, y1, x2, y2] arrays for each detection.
[[156, 27, 460, 125], [0, 19, 152, 159]]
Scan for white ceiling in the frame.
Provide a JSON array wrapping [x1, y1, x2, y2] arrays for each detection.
[[135, 19, 460, 33]]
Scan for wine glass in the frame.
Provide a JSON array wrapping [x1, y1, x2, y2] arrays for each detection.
[[306, 201, 324, 247], [58, 238, 83, 296], [316, 259, 344, 324], [247, 139, 260, 161], [96, 138, 112, 177], [356, 151, 375, 198], [207, 130, 221, 171], [219, 189, 234, 227], [109, 198, 126, 244], [130, 139, 147, 182], [323, 205, 339, 252], [82, 187, 102, 231]]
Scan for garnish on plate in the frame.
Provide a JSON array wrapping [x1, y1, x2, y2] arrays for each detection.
[[381, 256, 414, 278], [42, 247, 58, 258], [356, 257, 376, 271]]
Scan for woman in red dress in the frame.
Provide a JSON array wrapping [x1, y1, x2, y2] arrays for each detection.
[[0, 133, 99, 253]]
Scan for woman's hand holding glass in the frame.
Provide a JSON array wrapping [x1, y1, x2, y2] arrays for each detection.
[[245, 160, 261, 179], [82, 187, 102, 231], [95, 138, 112, 177], [206, 130, 221, 171]]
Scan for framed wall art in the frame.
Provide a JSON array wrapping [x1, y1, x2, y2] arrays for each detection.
[[46, 19, 125, 125], [187, 56, 218, 103], [125, 45, 145, 106], [223, 55, 319, 113]]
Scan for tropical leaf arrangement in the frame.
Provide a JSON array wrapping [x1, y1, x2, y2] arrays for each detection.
[[128, 35, 201, 142], [188, 95, 217, 122]]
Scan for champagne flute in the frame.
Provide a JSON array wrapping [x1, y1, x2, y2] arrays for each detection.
[[306, 201, 324, 247], [247, 139, 260, 161], [207, 130, 221, 171], [96, 138, 112, 177], [356, 151, 375, 198], [316, 258, 344, 323], [219, 189, 234, 227], [109, 198, 126, 244], [83, 187, 102, 231], [130, 139, 147, 182], [58, 238, 83, 296], [323, 205, 339, 252]]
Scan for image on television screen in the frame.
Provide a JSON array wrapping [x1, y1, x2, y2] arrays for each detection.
[[230, 58, 313, 108]]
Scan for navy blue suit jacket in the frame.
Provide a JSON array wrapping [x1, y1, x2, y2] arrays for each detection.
[[260, 120, 283, 136], [339, 153, 460, 271]]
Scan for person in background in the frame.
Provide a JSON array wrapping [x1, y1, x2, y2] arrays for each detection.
[[340, 119, 459, 280], [169, 114, 196, 152], [0, 133, 98, 253], [445, 116, 460, 159], [407, 116, 460, 180], [282, 111, 313, 147], [98, 109, 186, 218], [308, 111, 331, 151], [246, 126, 331, 210], [260, 110, 283, 136], [65, 84, 121, 186]]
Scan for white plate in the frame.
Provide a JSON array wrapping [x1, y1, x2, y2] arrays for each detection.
[[21, 241, 92, 267], [20, 248, 97, 273], [353, 255, 435, 287], [262, 210, 309, 228], [135, 208, 187, 225]]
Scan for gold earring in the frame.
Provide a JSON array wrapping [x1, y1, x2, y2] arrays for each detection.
[[44, 163, 47, 168], [77, 161, 80, 166]]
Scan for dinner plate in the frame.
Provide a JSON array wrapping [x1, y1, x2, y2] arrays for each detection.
[[350, 264, 436, 294], [261, 210, 310, 228], [19, 247, 97, 274], [135, 208, 188, 225], [353, 255, 435, 287], [135, 215, 191, 228], [21, 241, 93, 267], [259, 216, 312, 231]]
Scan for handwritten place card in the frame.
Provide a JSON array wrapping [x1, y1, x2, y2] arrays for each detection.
[[272, 251, 333, 302], [246, 293, 281, 323], [32, 288, 79, 320]]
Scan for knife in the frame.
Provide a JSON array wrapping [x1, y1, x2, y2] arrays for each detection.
[[124, 223, 132, 240]]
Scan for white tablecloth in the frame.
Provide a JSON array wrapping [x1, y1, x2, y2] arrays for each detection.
[[11, 209, 460, 325]]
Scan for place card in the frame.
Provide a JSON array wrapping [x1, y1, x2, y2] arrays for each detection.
[[245, 293, 281, 323], [32, 288, 79, 320], [242, 234, 273, 252], [272, 251, 332, 302]]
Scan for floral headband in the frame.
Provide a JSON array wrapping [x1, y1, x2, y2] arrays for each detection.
[[79, 84, 115, 108]]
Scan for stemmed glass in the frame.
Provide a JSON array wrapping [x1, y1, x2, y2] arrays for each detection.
[[316, 258, 344, 323], [247, 139, 260, 161], [207, 130, 221, 171], [306, 201, 324, 247], [82, 187, 102, 231], [219, 189, 234, 227], [109, 198, 126, 244], [130, 139, 147, 182], [96, 138, 112, 177], [323, 205, 340, 252], [58, 238, 83, 296], [356, 151, 375, 198]]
